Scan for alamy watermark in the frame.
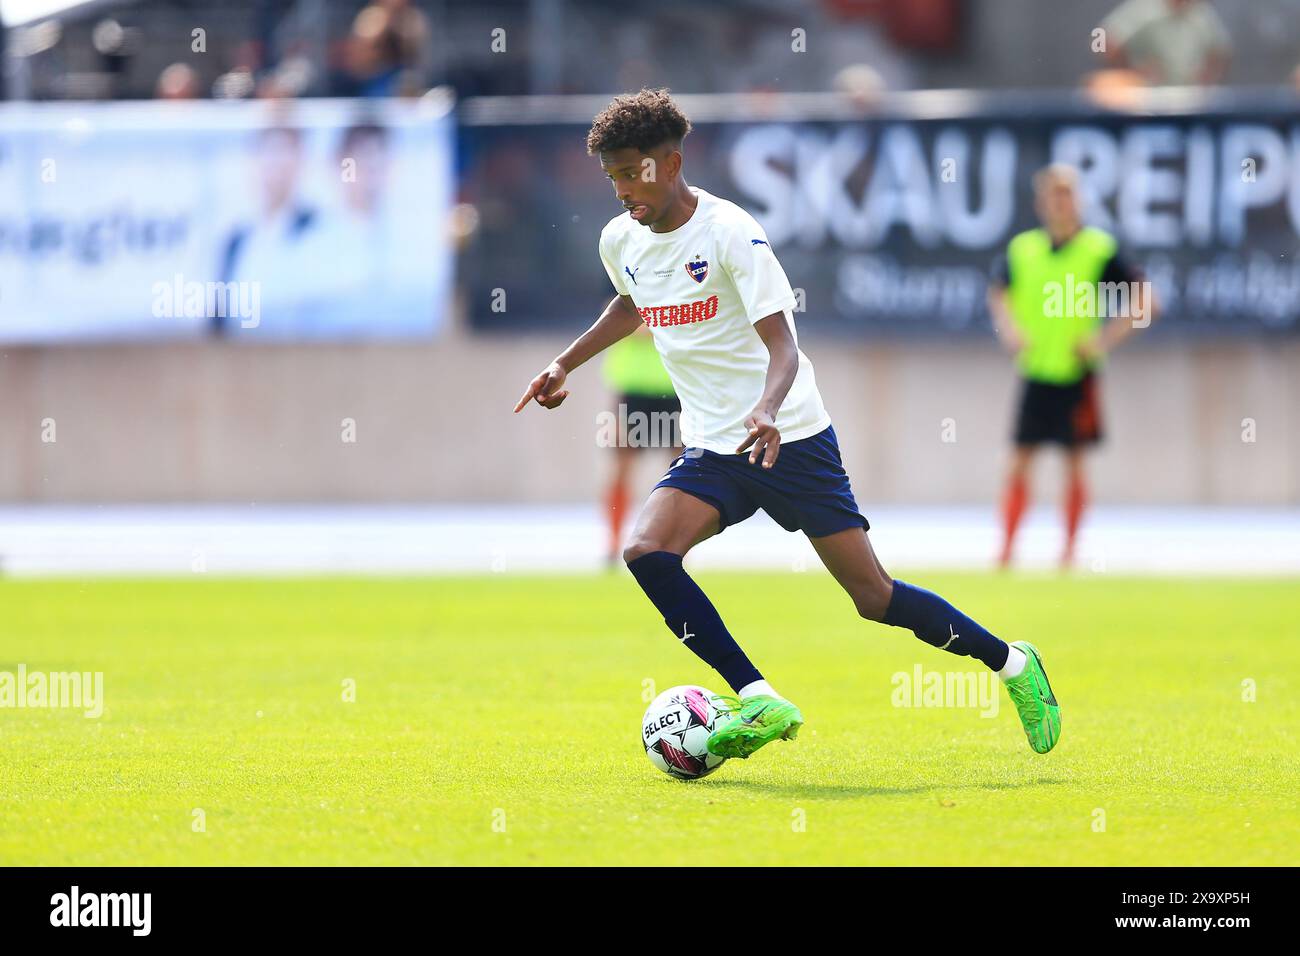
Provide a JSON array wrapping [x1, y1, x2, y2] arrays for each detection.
[[151, 273, 261, 329], [50, 886, 150, 936], [891, 664, 999, 717], [0, 664, 104, 718], [595, 402, 685, 448], [1042, 277, 1153, 327]]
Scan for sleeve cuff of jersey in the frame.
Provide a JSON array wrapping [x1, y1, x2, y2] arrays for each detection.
[[748, 298, 797, 324]]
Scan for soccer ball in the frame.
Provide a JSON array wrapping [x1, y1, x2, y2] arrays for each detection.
[[641, 685, 731, 779]]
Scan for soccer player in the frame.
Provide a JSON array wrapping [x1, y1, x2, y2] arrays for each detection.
[[988, 164, 1156, 569], [601, 329, 681, 566], [514, 89, 1060, 759]]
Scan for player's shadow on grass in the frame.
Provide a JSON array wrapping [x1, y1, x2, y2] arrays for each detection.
[[699, 776, 1069, 800]]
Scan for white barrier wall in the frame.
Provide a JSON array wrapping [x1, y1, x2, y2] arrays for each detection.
[[0, 329, 1295, 505]]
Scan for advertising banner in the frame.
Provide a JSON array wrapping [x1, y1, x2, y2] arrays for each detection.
[[461, 102, 1300, 337], [0, 98, 454, 342]]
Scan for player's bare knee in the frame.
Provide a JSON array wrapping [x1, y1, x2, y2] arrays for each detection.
[[622, 538, 661, 565], [853, 577, 893, 621], [854, 595, 887, 622]]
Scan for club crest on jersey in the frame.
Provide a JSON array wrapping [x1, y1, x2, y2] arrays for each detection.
[[684, 256, 708, 284]]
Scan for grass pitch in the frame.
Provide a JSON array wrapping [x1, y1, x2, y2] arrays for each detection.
[[2, 570, 1297, 866]]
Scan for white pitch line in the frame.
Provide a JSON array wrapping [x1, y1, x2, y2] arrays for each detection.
[[0, 504, 1295, 577]]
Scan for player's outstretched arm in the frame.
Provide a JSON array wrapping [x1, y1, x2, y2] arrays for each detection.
[[513, 294, 643, 412], [737, 312, 799, 468]]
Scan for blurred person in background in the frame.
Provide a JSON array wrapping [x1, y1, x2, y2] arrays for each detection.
[[155, 62, 201, 99], [295, 121, 414, 335], [344, 0, 432, 97], [212, 40, 263, 99], [988, 165, 1157, 570], [1099, 0, 1231, 86], [832, 63, 886, 114], [296, 123, 393, 334], [600, 329, 681, 566], [216, 124, 319, 334], [256, 43, 318, 98]]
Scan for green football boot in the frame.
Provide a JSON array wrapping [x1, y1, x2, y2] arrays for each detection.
[[1004, 640, 1061, 754], [706, 694, 803, 759]]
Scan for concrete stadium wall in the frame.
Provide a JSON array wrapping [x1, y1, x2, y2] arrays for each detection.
[[0, 331, 1296, 506]]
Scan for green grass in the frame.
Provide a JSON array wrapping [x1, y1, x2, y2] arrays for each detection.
[[1, 571, 1297, 866]]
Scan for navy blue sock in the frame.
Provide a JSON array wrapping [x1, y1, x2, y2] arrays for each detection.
[[627, 551, 762, 693], [883, 579, 1010, 671]]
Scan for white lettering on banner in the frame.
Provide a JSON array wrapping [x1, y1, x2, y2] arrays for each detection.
[[732, 121, 1300, 252], [1055, 123, 1297, 246], [731, 124, 1015, 250]]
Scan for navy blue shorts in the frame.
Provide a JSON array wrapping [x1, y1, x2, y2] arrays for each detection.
[[654, 424, 869, 538]]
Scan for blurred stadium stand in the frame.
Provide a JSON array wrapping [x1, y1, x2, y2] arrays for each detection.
[[6, 0, 1300, 101]]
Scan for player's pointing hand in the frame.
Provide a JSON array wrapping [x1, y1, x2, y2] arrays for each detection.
[[514, 362, 570, 412], [737, 410, 781, 468]]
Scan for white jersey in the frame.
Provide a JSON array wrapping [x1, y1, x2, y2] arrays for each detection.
[[598, 187, 830, 453]]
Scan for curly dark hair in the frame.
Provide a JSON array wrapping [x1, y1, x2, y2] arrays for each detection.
[[586, 88, 692, 155]]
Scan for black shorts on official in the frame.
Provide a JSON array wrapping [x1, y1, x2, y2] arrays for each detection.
[[617, 393, 682, 448], [654, 424, 869, 539], [619, 392, 681, 421], [1014, 370, 1103, 448]]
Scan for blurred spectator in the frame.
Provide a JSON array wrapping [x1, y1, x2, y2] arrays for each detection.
[[257, 47, 317, 98], [213, 40, 263, 100], [1099, 0, 1231, 86], [344, 0, 432, 97], [833, 63, 886, 113], [1081, 67, 1149, 111], [155, 63, 201, 100], [254, 0, 295, 78]]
